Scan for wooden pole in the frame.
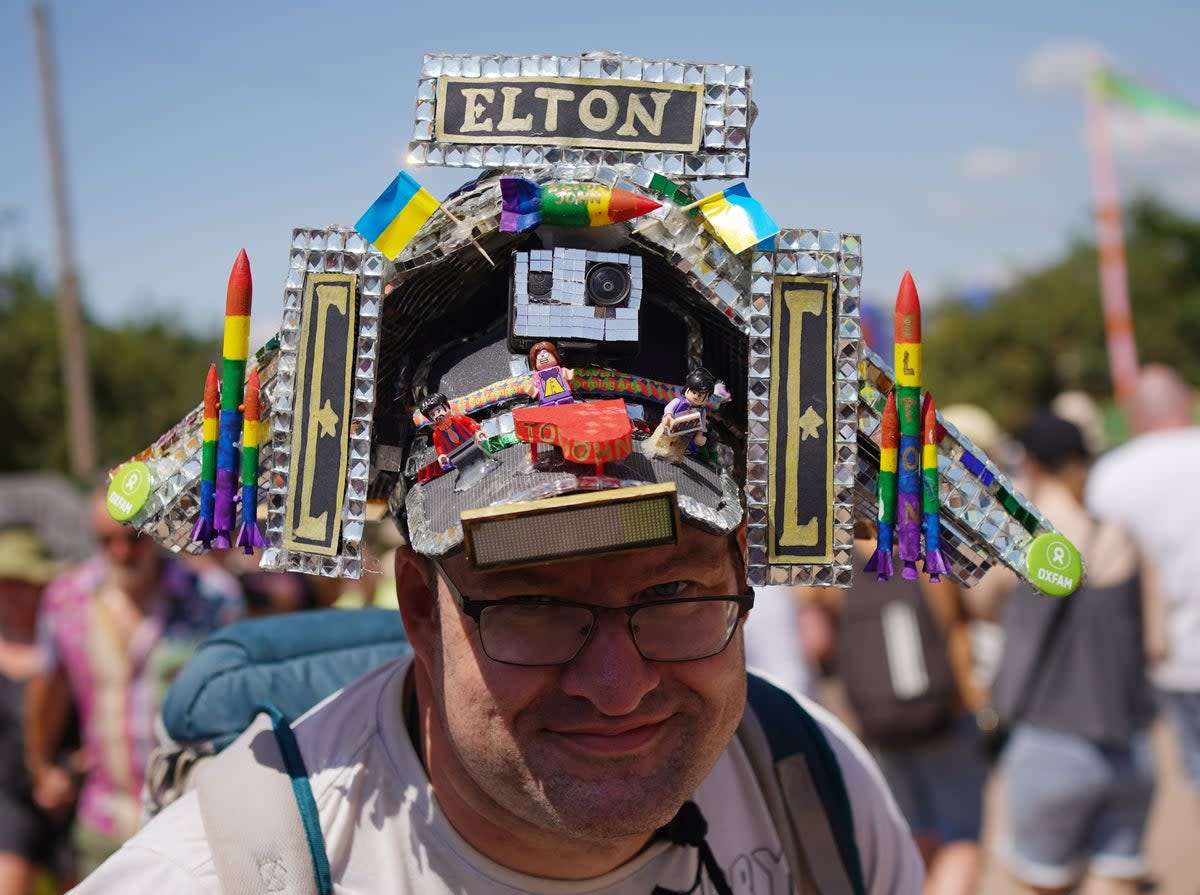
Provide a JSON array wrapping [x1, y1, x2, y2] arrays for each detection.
[[32, 2, 96, 480]]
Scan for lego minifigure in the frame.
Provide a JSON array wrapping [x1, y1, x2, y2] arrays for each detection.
[[526, 341, 575, 406], [646, 368, 716, 462]]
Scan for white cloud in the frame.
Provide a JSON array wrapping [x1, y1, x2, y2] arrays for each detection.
[[1019, 41, 1107, 94], [955, 147, 1049, 181], [923, 193, 1017, 223], [1107, 106, 1200, 163]]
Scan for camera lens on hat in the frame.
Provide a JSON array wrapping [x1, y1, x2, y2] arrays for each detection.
[[585, 263, 632, 308]]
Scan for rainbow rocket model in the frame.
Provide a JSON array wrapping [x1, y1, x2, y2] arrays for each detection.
[[190, 363, 219, 548], [235, 367, 266, 554], [500, 178, 661, 232], [893, 271, 924, 580], [864, 390, 898, 580], [214, 249, 252, 548], [921, 392, 950, 581]]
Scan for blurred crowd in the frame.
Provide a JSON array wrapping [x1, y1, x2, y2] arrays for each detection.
[[743, 363, 1199, 895], [0, 363, 1196, 894], [0, 479, 402, 895]]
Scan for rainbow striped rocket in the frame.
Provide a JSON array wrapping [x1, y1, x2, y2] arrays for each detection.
[[500, 178, 661, 232], [235, 367, 266, 553], [214, 249, 252, 548], [190, 363, 219, 547], [865, 390, 899, 580], [922, 392, 949, 581], [893, 271, 924, 580]]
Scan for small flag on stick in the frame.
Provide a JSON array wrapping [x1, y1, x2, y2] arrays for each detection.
[[695, 183, 780, 253], [355, 171, 441, 260]]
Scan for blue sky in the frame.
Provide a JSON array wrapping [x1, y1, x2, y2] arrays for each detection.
[[3, 1, 1198, 348]]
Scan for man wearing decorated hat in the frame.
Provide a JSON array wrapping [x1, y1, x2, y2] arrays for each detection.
[[76, 51, 1083, 894]]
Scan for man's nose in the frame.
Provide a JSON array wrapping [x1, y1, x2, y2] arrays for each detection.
[[557, 612, 661, 715]]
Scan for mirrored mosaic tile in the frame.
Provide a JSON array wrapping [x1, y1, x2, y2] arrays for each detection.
[[744, 230, 861, 587]]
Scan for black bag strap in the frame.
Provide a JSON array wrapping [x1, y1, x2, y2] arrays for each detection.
[[1004, 519, 1098, 724], [745, 674, 867, 895]]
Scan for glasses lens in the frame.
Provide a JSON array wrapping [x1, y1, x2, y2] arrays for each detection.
[[479, 602, 595, 666], [631, 599, 741, 662]]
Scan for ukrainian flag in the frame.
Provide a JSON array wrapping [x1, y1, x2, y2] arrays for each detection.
[[696, 183, 780, 254], [355, 172, 441, 260]]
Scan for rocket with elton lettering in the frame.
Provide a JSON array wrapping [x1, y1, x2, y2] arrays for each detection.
[[214, 249, 253, 548], [500, 178, 661, 232], [893, 271, 924, 579]]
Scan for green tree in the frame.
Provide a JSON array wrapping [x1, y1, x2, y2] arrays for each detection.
[[1, 263, 221, 479], [923, 196, 1200, 431]]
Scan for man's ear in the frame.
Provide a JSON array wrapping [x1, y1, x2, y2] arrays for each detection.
[[394, 546, 439, 658]]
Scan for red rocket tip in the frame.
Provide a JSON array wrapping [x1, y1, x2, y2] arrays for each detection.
[[607, 188, 662, 223], [923, 392, 944, 444], [894, 270, 921, 342], [225, 249, 253, 317], [203, 363, 219, 416], [881, 390, 899, 447], [243, 368, 261, 421]]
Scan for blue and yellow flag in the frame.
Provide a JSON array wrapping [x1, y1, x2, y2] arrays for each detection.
[[696, 183, 779, 253], [355, 172, 441, 260]]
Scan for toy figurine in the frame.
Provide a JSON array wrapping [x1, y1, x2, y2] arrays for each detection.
[[526, 341, 575, 406], [420, 393, 483, 467], [646, 368, 716, 462]]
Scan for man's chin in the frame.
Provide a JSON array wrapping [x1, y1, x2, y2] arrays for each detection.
[[522, 754, 696, 841]]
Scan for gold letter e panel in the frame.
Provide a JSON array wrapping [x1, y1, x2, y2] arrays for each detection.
[[768, 276, 833, 564]]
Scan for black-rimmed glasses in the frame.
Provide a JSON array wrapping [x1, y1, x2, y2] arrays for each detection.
[[432, 564, 754, 667]]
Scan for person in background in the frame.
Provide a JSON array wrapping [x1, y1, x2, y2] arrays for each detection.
[[801, 531, 989, 895], [1051, 390, 1108, 459], [1086, 364, 1200, 820], [23, 485, 243, 878], [0, 529, 72, 895], [742, 587, 823, 702], [992, 410, 1155, 895]]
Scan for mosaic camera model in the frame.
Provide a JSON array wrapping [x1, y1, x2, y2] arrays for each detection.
[[509, 248, 643, 355]]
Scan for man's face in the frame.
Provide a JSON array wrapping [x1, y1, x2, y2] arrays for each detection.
[[400, 525, 748, 845], [683, 387, 707, 407], [430, 404, 450, 425]]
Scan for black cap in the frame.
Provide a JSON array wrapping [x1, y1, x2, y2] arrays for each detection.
[[1014, 409, 1090, 471]]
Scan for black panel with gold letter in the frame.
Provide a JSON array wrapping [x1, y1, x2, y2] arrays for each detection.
[[284, 273, 358, 555], [767, 276, 834, 564]]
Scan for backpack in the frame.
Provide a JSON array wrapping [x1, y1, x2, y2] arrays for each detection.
[[151, 609, 867, 895], [834, 571, 958, 748], [143, 607, 409, 818]]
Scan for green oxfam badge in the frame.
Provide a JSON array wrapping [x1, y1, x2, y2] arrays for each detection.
[[106, 462, 152, 522], [1026, 532, 1083, 597]]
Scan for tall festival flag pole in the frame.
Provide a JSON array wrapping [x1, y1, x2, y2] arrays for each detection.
[[1085, 67, 1200, 404], [1083, 70, 1139, 405]]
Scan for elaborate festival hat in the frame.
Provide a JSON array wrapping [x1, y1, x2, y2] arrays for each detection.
[[108, 51, 1080, 595]]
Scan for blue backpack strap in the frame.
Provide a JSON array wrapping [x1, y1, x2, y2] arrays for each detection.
[[746, 674, 867, 895], [259, 704, 332, 895]]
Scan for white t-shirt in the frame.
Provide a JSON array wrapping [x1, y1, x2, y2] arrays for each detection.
[[72, 656, 921, 894], [1087, 427, 1200, 690]]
